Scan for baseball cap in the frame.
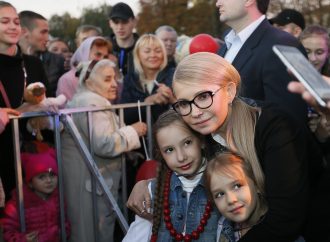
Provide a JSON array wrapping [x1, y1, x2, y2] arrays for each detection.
[[270, 9, 305, 30], [109, 2, 134, 20]]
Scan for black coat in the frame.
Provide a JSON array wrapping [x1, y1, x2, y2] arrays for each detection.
[[120, 69, 174, 125], [0, 47, 48, 199]]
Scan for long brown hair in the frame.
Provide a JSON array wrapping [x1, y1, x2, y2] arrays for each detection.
[[173, 52, 265, 191], [151, 109, 203, 236]]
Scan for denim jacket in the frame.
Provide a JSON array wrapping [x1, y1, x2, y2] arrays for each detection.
[[152, 173, 220, 242]]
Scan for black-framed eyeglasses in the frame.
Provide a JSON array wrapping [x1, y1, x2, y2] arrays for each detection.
[[172, 87, 224, 116], [82, 59, 99, 83]]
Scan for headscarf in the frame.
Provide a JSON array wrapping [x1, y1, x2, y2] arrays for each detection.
[[70, 36, 106, 68]]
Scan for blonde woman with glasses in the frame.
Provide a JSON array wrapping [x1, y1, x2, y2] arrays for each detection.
[[128, 52, 318, 242]]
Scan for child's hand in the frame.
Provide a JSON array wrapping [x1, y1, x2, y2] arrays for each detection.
[[26, 231, 38, 242]]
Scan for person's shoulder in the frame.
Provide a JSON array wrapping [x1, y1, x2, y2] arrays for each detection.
[[259, 103, 292, 119], [43, 51, 65, 64], [59, 69, 76, 81], [70, 89, 110, 107], [257, 103, 303, 130], [23, 53, 43, 66], [262, 24, 300, 46]]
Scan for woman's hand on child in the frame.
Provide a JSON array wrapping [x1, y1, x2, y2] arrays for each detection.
[[126, 179, 152, 220], [131, 122, 147, 137], [26, 231, 38, 242]]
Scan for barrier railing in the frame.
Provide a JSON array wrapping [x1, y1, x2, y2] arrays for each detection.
[[9, 102, 153, 241]]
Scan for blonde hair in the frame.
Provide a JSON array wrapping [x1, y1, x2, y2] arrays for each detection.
[[205, 151, 265, 198], [133, 34, 167, 80], [173, 52, 265, 189]]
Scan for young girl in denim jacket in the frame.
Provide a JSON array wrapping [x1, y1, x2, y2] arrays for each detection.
[[123, 109, 220, 242], [205, 151, 267, 242], [205, 151, 304, 242]]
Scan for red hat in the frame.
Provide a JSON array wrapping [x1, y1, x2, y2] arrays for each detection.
[[21, 148, 58, 182]]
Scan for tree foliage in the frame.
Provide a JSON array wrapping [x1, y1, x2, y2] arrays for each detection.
[[269, 0, 330, 27], [47, 0, 330, 51], [80, 4, 112, 37], [137, 0, 225, 38], [136, 0, 330, 38], [49, 4, 113, 50]]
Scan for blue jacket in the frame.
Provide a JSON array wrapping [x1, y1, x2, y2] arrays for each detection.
[[151, 173, 220, 242], [120, 70, 174, 125]]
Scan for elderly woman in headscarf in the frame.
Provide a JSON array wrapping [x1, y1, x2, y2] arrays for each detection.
[[61, 59, 147, 242], [56, 36, 112, 102]]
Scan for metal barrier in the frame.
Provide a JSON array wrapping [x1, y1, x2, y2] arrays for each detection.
[[9, 102, 153, 241]]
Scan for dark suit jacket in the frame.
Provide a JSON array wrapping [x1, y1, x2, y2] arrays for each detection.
[[219, 19, 307, 123]]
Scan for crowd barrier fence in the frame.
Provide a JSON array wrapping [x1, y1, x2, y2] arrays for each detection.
[[9, 102, 153, 241]]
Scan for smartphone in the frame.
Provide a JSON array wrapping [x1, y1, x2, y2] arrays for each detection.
[[273, 45, 330, 107]]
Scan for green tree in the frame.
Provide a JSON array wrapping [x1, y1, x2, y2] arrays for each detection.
[[137, 0, 225, 38], [49, 4, 114, 51], [80, 4, 113, 37], [49, 13, 80, 42]]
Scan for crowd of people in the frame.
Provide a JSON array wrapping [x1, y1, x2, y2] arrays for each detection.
[[0, 0, 330, 242]]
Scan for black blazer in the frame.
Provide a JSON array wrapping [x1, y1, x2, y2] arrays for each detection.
[[219, 19, 307, 122]]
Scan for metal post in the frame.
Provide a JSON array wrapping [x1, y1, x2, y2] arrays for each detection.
[[12, 119, 25, 232], [62, 115, 129, 232], [119, 108, 128, 220], [87, 112, 100, 242], [53, 114, 67, 241]]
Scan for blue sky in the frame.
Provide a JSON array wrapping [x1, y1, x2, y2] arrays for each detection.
[[7, 0, 140, 19]]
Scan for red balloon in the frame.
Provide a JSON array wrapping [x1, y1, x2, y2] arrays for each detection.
[[135, 159, 159, 182], [189, 34, 219, 54]]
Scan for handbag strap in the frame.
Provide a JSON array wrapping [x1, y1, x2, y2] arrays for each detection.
[[0, 80, 11, 108]]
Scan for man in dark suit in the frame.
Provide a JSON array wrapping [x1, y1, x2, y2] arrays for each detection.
[[216, 0, 307, 122]]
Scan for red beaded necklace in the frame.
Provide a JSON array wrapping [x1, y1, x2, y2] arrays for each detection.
[[151, 170, 213, 242]]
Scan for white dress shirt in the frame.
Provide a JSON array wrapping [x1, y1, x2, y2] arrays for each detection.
[[224, 15, 266, 63]]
